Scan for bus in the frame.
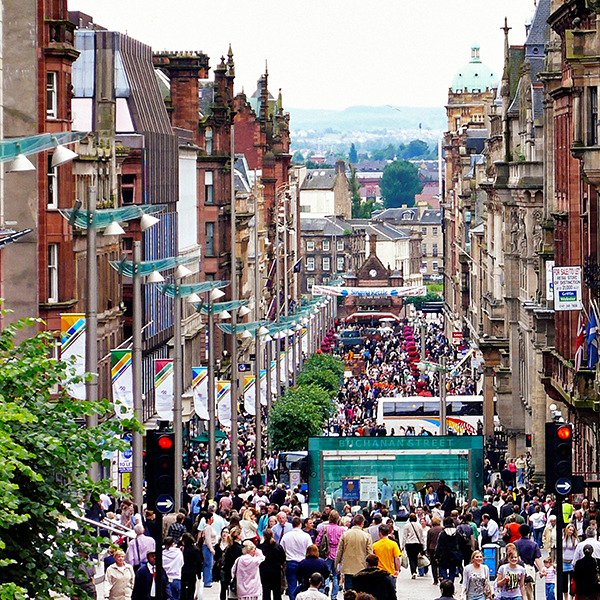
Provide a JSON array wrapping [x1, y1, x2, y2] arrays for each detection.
[[377, 395, 483, 435]]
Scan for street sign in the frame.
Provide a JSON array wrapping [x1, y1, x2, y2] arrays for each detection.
[[556, 478, 572, 496], [156, 494, 174, 514], [238, 363, 251, 372]]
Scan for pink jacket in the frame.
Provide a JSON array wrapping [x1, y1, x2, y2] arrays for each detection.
[[232, 550, 265, 598]]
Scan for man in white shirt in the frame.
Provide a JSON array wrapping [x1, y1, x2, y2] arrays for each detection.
[[296, 573, 328, 600], [572, 526, 600, 562], [162, 536, 184, 600], [272, 511, 293, 544], [281, 516, 312, 600], [481, 514, 499, 544]]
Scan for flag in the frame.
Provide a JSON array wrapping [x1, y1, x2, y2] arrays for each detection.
[[292, 258, 302, 273], [574, 313, 585, 372], [587, 306, 599, 369]]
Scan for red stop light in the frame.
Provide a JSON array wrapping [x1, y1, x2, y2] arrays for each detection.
[[158, 435, 173, 450], [557, 426, 572, 440]]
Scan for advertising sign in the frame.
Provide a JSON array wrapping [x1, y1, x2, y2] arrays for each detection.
[[546, 260, 554, 301], [360, 476, 379, 502], [342, 477, 360, 501], [553, 266, 582, 311], [118, 448, 133, 473]]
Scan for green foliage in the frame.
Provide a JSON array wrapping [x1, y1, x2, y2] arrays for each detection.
[[0, 315, 132, 599], [305, 161, 334, 170], [349, 143, 358, 165], [380, 160, 423, 208], [269, 385, 334, 451], [427, 284, 443, 295], [349, 166, 375, 219], [404, 291, 443, 310], [268, 353, 342, 451], [401, 140, 431, 159], [292, 151, 305, 164]]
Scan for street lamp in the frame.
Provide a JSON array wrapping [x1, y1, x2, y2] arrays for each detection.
[[417, 356, 448, 435]]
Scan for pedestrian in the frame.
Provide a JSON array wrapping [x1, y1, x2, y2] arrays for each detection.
[[168, 513, 188, 546], [541, 557, 555, 600], [561, 523, 578, 600], [572, 544, 600, 600], [434, 517, 462, 584], [352, 554, 396, 600], [372, 524, 401, 587], [213, 528, 230, 589], [434, 579, 457, 600], [131, 551, 170, 600], [542, 516, 557, 564], [180, 533, 203, 600], [514, 524, 545, 600], [259, 528, 286, 600], [496, 548, 525, 600], [335, 513, 373, 591], [295, 545, 329, 593], [462, 551, 491, 600], [315, 510, 345, 600], [104, 549, 135, 600], [296, 574, 329, 600], [402, 513, 425, 579], [232, 541, 266, 600], [222, 527, 244, 600], [125, 524, 156, 572], [163, 537, 184, 600], [201, 513, 218, 587], [281, 516, 312, 600], [427, 516, 444, 584]]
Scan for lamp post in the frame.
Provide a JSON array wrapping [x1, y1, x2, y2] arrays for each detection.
[[417, 356, 449, 436], [207, 288, 222, 499], [230, 127, 239, 484]]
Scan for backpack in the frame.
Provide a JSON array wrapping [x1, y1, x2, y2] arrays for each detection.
[[457, 524, 473, 550], [318, 526, 330, 558]]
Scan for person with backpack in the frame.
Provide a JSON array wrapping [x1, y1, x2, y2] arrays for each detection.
[[435, 517, 463, 584], [456, 515, 475, 567], [315, 510, 345, 600]]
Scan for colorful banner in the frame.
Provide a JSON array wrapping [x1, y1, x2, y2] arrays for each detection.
[[192, 367, 209, 420], [243, 375, 256, 415], [311, 284, 427, 298], [61, 313, 86, 400], [301, 330, 308, 355], [217, 380, 231, 427], [154, 359, 174, 421], [259, 369, 268, 406], [111, 349, 134, 419]]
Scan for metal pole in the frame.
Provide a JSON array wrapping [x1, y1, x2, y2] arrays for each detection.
[[173, 291, 183, 509], [275, 230, 281, 397], [292, 328, 297, 386], [230, 126, 239, 484], [132, 241, 144, 510], [266, 339, 272, 415], [255, 333, 262, 478], [421, 320, 426, 361], [86, 185, 99, 482], [439, 356, 447, 436], [207, 296, 216, 498], [283, 195, 289, 391], [556, 495, 564, 600]]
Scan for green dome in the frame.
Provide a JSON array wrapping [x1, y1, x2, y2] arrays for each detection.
[[451, 45, 498, 93]]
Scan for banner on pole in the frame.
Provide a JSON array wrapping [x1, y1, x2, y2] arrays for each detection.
[[192, 367, 209, 420], [154, 359, 174, 421], [259, 369, 268, 406], [243, 375, 256, 415], [111, 350, 134, 419], [61, 314, 86, 400], [217, 381, 231, 427]]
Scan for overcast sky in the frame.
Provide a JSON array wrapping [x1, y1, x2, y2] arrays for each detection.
[[70, 0, 538, 111]]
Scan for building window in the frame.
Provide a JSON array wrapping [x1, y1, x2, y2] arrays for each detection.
[[47, 155, 58, 208], [307, 277, 315, 291], [323, 240, 330, 251], [337, 256, 344, 272], [433, 243, 438, 257], [205, 171, 214, 204], [306, 241, 315, 251], [300, 205, 311, 213], [205, 222, 215, 256], [205, 128, 213, 154], [337, 240, 344, 251], [48, 243, 59, 302], [323, 257, 330, 271], [422, 243, 427, 257], [591, 87, 598, 146], [422, 227, 427, 236], [47, 71, 58, 119], [433, 227, 438, 236], [306, 257, 315, 271], [121, 174, 135, 204], [432, 261, 439, 271]]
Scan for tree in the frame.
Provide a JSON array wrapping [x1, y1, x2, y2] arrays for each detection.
[[404, 140, 430, 159], [350, 166, 375, 219], [268, 385, 334, 451], [348, 143, 358, 165], [404, 291, 443, 311], [296, 368, 340, 395], [303, 353, 345, 380], [380, 160, 423, 208], [0, 315, 129, 599]]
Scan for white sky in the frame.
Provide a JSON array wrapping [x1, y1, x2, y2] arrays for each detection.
[[69, 0, 538, 111]]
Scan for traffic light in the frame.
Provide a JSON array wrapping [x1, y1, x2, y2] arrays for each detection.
[[146, 430, 175, 513], [545, 422, 573, 495]]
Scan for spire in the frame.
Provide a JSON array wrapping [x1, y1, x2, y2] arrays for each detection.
[[277, 88, 283, 113], [227, 44, 235, 77]]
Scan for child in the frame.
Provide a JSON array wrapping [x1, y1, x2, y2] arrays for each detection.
[[542, 557, 556, 600]]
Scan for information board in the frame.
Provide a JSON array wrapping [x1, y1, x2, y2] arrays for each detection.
[[360, 476, 379, 502], [553, 266, 582, 311]]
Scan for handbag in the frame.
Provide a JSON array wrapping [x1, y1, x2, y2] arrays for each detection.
[[417, 554, 431, 569], [570, 576, 576, 596], [229, 576, 237, 594], [401, 551, 409, 569]]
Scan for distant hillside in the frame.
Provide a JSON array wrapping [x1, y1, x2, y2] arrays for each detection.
[[288, 105, 446, 155], [288, 105, 446, 133]]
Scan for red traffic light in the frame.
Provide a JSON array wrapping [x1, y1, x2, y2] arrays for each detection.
[[557, 426, 572, 440], [158, 435, 173, 450]]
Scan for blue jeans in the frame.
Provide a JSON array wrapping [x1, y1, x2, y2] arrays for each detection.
[[533, 527, 544, 548], [169, 579, 181, 600], [203, 545, 214, 586], [545, 583, 555, 600], [286, 560, 300, 600], [325, 557, 340, 599], [440, 566, 459, 582]]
